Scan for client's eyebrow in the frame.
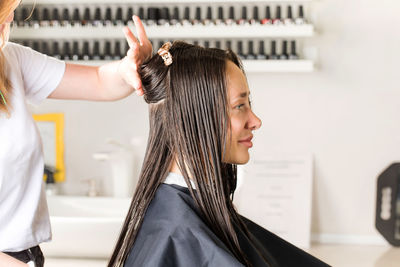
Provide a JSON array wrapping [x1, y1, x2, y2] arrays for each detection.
[[237, 91, 249, 98], [231, 91, 250, 102]]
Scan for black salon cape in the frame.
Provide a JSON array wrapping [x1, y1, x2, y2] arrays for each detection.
[[124, 184, 330, 267]]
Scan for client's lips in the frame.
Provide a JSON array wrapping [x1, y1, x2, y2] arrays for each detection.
[[238, 135, 253, 148]]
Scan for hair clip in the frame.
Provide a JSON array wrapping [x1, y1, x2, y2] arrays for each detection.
[[0, 90, 7, 106], [157, 42, 173, 66]]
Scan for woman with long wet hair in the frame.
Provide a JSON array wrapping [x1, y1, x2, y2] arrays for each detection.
[[109, 41, 330, 267]]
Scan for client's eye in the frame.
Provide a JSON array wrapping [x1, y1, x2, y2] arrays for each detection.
[[235, 104, 245, 110]]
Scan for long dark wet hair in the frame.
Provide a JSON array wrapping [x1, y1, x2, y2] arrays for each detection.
[[109, 41, 270, 267]]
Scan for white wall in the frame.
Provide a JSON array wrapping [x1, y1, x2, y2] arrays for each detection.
[[31, 0, 400, 243]]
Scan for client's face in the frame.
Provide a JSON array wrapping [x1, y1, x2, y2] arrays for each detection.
[[224, 61, 261, 164]]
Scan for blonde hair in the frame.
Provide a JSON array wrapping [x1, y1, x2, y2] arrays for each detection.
[[0, 0, 19, 115]]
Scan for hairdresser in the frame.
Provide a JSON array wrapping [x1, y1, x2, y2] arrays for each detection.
[[0, 1, 152, 266]]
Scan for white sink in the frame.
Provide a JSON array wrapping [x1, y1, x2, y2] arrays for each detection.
[[41, 196, 131, 259]]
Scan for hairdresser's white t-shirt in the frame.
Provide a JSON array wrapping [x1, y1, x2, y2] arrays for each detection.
[[0, 42, 65, 252]]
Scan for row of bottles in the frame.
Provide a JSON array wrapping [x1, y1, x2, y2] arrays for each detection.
[[12, 39, 300, 61], [14, 5, 307, 28], [14, 39, 123, 61]]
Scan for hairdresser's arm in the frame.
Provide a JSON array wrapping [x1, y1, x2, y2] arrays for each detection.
[[49, 16, 152, 100], [0, 252, 27, 267]]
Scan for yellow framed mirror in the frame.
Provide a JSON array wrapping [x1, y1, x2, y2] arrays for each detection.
[[33, 113, 65, 182]]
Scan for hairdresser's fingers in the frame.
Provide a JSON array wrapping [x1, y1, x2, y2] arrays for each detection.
[[121, 27, 143, 90], [121, 61, 143, 96], [123, 26, 151, 66], [124, 68, 144, 95], [136, 87, 144, 96], [123, 26, 139, 49], [120, 17, 151, 95], [132, 16, 147, 45], [133, 16, 152, 61], [127, 46, 140, 63], [118, 51, 144, 93], [123, 28, 141, 70]]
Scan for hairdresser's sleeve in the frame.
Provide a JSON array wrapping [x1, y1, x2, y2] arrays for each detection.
[[13, 42, 66, 105]]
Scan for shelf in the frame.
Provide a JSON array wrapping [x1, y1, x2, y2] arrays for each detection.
[[11, 24, 314, 39], [65, 59, 313, 73], [21, 0, 313, 4]]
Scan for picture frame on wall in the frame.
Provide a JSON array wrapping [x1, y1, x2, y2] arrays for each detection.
[[234, 154, 313, 249], [33, 113, 65, 182]]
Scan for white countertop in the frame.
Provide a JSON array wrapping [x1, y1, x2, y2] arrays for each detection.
[[45, 244, 400, 267], [305, 244, 400, 267]]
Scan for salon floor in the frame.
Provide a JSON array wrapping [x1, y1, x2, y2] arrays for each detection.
[[44, 244, 400, 267]]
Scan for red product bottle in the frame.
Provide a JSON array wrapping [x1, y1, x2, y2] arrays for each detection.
[[261, 6, 272, 25]]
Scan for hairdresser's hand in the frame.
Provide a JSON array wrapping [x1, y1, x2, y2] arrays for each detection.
[[119, 16, 153, 96]]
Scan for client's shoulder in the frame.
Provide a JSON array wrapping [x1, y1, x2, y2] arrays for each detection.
[[127, 184, 242, 267], [138, 183, 234, 247], [142, 183, 203, 230]]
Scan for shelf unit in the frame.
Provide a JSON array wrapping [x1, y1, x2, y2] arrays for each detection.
[[11, 24, 314, 39], [11, 0, 316, 73]]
